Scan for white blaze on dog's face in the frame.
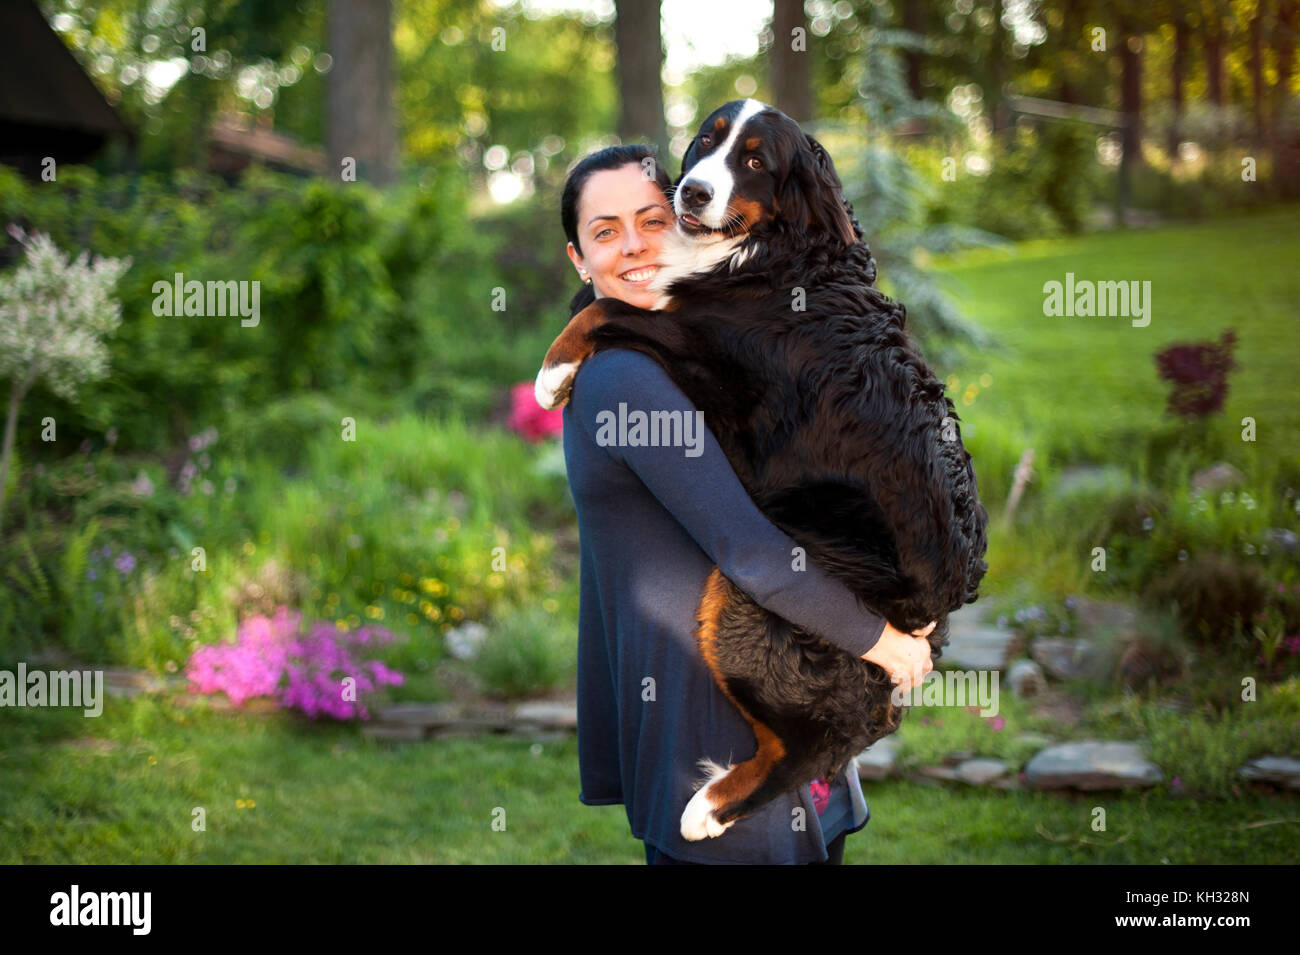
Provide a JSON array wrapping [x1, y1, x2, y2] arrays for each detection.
[[674, 98, 774, 238]]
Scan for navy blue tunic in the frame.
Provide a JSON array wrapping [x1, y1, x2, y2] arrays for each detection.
[[562, 347, 885, 864]]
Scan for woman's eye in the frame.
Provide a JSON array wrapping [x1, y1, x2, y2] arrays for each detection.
[[746, 156, 762, 170], [595, 228, 613, 239], [645, 218, 666, 227]]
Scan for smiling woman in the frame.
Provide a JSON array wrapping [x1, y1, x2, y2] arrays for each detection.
[[561, 149, 676, 311]]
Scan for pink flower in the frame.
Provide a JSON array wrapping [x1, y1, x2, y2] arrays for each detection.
[[990, 716, 1005, 731], [507, 382, 564, 441], [184, 606, 403, 720]]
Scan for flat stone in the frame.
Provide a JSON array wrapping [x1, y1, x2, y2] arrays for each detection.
[[1032, 637, 1100, 681], [1238, 756, 1300, 790], [1024, 740, 1163, 791], [1053, 465, 1132, 497], [373, 702, 461, 727], [1070, 597, 1139, 636], [511, 701, 577, 729], [942, 609, 1017, 670], [854, 736, 900, 780], [1007, 659, 1046, 697], [431, 718, 512, 737], [1190, 462, 1245, 497], [956, 758, 1010, 785], [362, 724, 426, 742], [917, 765, 961, 782], [1265, 528, 1299, 556]]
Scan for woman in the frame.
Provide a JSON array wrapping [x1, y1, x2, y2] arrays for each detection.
[[557, 144, 934, 864]]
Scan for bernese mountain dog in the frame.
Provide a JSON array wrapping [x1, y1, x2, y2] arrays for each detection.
[[536, 98, 989, 841]]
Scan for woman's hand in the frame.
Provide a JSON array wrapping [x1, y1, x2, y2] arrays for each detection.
[[861, 620, 936, 695]]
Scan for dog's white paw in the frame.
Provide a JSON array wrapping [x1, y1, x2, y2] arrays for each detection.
[[679, 759, 738, 841], [534, 361, 579, 410]]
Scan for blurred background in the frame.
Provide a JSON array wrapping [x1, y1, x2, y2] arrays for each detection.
[[0, 0, 1297, 864]]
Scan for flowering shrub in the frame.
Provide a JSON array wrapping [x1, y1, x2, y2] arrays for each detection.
[[185, 605, 404, 719], [506, 381, 563, 441], [1154, 329, 1238, 419], [0, 227, 130, 528]]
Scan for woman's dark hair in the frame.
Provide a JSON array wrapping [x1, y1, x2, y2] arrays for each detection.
[[562, 144, 673, 317]]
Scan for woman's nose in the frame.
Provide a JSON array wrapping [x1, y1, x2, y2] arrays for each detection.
[[622, 228, 649, 255]]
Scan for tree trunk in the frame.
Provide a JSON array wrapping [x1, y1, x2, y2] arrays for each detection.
[[614, 0, 669, 160], [772, 0, 813, 121], [1059, 0, 1080, 104], [327, 0, 397, 186], [1169, 12, 1188, 158], [1116, 23, 1143, 226], [901, 0, 926, 102], [1251, 11, 1265, 148], [1205, 15, 1225, 108], [1276, 0, 1298, 196], [987, 0, 1008, 133]]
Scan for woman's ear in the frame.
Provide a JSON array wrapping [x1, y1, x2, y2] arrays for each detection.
[[566, 241, 586, 278], [779, 134, 857, 247]]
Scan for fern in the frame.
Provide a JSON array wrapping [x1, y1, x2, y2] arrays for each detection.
[[7, 534, 51, 604]]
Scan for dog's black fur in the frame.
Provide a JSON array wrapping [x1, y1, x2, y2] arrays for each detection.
[[549, 102, 989, 830]]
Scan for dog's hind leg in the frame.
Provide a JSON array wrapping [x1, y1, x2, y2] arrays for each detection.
[[681, 567, 798, 841]]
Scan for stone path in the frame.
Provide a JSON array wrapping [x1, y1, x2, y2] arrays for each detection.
[[51, 644, 1300, 796]]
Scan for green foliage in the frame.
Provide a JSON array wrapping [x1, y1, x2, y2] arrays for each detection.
[[1147, 552, 1271, 646], [0, 162, 526, 455], [470, 604, 577, 700], [926, 123, 1105, 241]]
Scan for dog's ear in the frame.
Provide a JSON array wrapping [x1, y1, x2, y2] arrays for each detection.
[[779, 134, 857, 247]]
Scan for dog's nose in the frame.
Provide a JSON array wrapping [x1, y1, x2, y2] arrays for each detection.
[[679, 179, 713, 210]]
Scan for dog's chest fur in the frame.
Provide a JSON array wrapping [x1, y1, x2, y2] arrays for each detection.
[[646, 226, 763, 310]]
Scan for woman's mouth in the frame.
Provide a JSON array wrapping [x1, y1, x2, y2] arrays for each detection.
[[620, 266, 659, 285]]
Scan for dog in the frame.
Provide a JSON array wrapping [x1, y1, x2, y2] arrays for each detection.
[[536, 98, 989, 841]]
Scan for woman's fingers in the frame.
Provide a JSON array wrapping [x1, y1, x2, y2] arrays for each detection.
[[913, 620, 937, 638]]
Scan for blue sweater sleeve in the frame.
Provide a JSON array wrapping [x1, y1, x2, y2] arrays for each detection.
[[570, 348, 887, 657]]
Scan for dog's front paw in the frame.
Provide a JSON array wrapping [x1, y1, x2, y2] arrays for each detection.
[[534, 360, 580, 410]]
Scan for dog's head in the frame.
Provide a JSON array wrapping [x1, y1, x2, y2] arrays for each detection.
[[674, 98, 859, 248]]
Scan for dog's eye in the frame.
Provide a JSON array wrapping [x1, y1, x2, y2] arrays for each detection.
[[700, 135, 712, 148], [746, 156, 763, 170]]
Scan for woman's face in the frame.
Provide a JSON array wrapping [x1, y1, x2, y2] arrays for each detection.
[[567, 163, 675, 310]]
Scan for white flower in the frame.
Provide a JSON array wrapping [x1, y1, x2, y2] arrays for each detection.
[[445, 621, 488, 660], [130, 470, 155, 498], [0, 231, 130, 404]]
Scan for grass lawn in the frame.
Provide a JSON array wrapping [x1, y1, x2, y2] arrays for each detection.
[[930, 207, 1300, 603], [935, 206, 1300, 487], [2, 697, 1295, 864]]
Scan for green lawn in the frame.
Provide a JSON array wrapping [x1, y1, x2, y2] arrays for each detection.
[[2, 697, 1295, 864], [936, 206, 1300, 490]]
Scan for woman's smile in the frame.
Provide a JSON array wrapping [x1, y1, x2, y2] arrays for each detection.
[[620, 265, 659, 285]]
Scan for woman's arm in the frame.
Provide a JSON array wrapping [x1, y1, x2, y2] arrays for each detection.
[[570, 347, 888, 658]]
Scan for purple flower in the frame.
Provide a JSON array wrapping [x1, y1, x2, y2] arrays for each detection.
[[114, 551, 136, 576], [87, 568, 97, 581], [93, 592, 104, 605]]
